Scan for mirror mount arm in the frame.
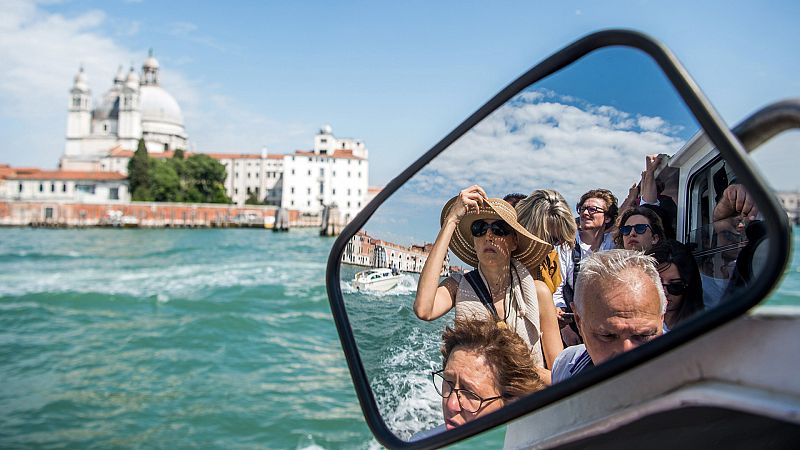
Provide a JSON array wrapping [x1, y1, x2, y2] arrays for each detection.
[[732, 99, 800, 151]]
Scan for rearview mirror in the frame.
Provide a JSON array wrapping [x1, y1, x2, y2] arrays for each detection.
[[326, 30, 790, 449]]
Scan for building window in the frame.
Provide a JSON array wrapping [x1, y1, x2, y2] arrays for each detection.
[[39, 183, 44, 192], [333, 171, 336, 176], [109, 188, 119, 200], [18, 183, 22, 193], [347, 171, 351, 177], [320, 168, 324, 176], [62, 183, 67, 192], [358, 189, 362, 195], [347, 201, 351, 207], [347, 189, 351, 195], [235, 188, 239, 194], [247, 173, 251, 179], [307, 200, 310, 207], [291, 169, 295, 175], [358, 172, 361, 178], [358, 202, 361, 207], [291, 187, 295, 194], [332, 188, 336, 195], [307, 170, 311, 176], [50, 183, 55, 192], [307, 187, 311, 195], [319, 183, 324, 194], [320, 138, 327, 143], [291, 200, 294, 206], [76, 184, 95, 194]]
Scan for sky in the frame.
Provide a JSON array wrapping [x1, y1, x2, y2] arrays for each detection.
[[1, 0, 799, 189]]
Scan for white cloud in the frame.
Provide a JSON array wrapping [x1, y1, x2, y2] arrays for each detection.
[[0, 0, 310, 167], [403, 89, 687, 210]]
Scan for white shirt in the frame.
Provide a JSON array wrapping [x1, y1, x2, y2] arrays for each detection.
[[552, 232, 615, 308]]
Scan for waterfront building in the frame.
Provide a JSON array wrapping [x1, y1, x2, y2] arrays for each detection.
[[51, 53, 375, 222], [341, 231, 449, 275], [0, 164, 129, 204]]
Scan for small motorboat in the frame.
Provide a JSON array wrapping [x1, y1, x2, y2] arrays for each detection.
[[353, 268, 402, 292]]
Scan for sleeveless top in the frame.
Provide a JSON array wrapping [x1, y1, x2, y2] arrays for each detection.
[[449, 258, 545, 368]]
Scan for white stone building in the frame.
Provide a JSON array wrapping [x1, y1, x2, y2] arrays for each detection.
[[0, 165, 129, 204], [56, 52, 373, 222], [211, 126, 370, 220], [61, 51, 188, 171], [208, 150, 285, 207]]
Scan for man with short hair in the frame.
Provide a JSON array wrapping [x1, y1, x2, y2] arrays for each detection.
[[554, 189, 619, 344], [551, 249, 666, 383]]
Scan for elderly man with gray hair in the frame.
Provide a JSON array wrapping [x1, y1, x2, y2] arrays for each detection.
[[551, 249, 667, 383]]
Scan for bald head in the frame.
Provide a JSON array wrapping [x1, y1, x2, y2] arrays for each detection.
[[573, 250, 665, 364]]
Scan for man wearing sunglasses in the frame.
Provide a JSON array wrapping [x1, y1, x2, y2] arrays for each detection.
[[554, 189, 619, 345], [551, 250, 666, 383]]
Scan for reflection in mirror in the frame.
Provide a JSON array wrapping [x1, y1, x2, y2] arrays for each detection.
[[337, 47, 768, 441], [742, 130, 799, 295]]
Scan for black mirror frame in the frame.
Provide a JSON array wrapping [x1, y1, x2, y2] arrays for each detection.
[[325, 29, 792, 449]]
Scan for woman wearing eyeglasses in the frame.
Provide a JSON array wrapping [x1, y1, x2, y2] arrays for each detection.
[[646, 240, 704, 330], [614, 207, 665, 252], [413, 185, 562, 376], [429, 318, 545, 434]]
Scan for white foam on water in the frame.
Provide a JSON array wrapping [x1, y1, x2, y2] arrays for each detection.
[[372, 326, 443, 440], [295, 434, 326, 450], [0, 259, 289, 299]]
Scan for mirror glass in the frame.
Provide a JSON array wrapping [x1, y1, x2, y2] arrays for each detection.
[[337, 47, 772, 441]]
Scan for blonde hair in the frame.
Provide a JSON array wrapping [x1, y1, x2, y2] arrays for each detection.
[[516, 189, 578, 249]]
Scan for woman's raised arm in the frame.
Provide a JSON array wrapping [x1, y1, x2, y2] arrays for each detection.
[[413, 185, 487, 321]]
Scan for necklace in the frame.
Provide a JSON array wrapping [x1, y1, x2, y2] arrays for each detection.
[[477, 264, 513, 329], [493, 267, 513, 329]]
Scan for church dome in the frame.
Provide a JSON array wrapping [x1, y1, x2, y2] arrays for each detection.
[[72, 67, 89, 93], [139, 85, 184, 126], [125, 68, 139, 89], [143, 55, 160, 70]]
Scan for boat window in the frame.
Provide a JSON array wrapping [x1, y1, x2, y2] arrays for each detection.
[[686, 157, 746, 308]]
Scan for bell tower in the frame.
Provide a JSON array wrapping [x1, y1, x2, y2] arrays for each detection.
[[65, 66, 92, 156]]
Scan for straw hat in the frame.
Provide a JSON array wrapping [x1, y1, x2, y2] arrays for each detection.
[[440, 196, 553, 268]]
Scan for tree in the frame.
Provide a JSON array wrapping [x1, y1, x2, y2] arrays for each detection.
[[128, 138, 151, 200], [245, 191, 261, 205], [183, 154, 230, 203], [149, 160, 181, 202]]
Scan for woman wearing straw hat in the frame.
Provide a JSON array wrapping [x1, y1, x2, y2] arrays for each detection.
[[414, 185, 563, 375]]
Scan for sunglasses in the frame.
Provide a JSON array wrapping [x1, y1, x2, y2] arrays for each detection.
[[620, 224, 652, 236], [662, 280, 688, 296], [577, 205, 605, 215], [470, 220, 513, 237]]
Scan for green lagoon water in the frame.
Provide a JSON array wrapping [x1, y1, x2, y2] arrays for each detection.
[[0, 227, 797, 449]]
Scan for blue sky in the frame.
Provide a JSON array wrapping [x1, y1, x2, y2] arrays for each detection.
[[1, 0, 798, 189]]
